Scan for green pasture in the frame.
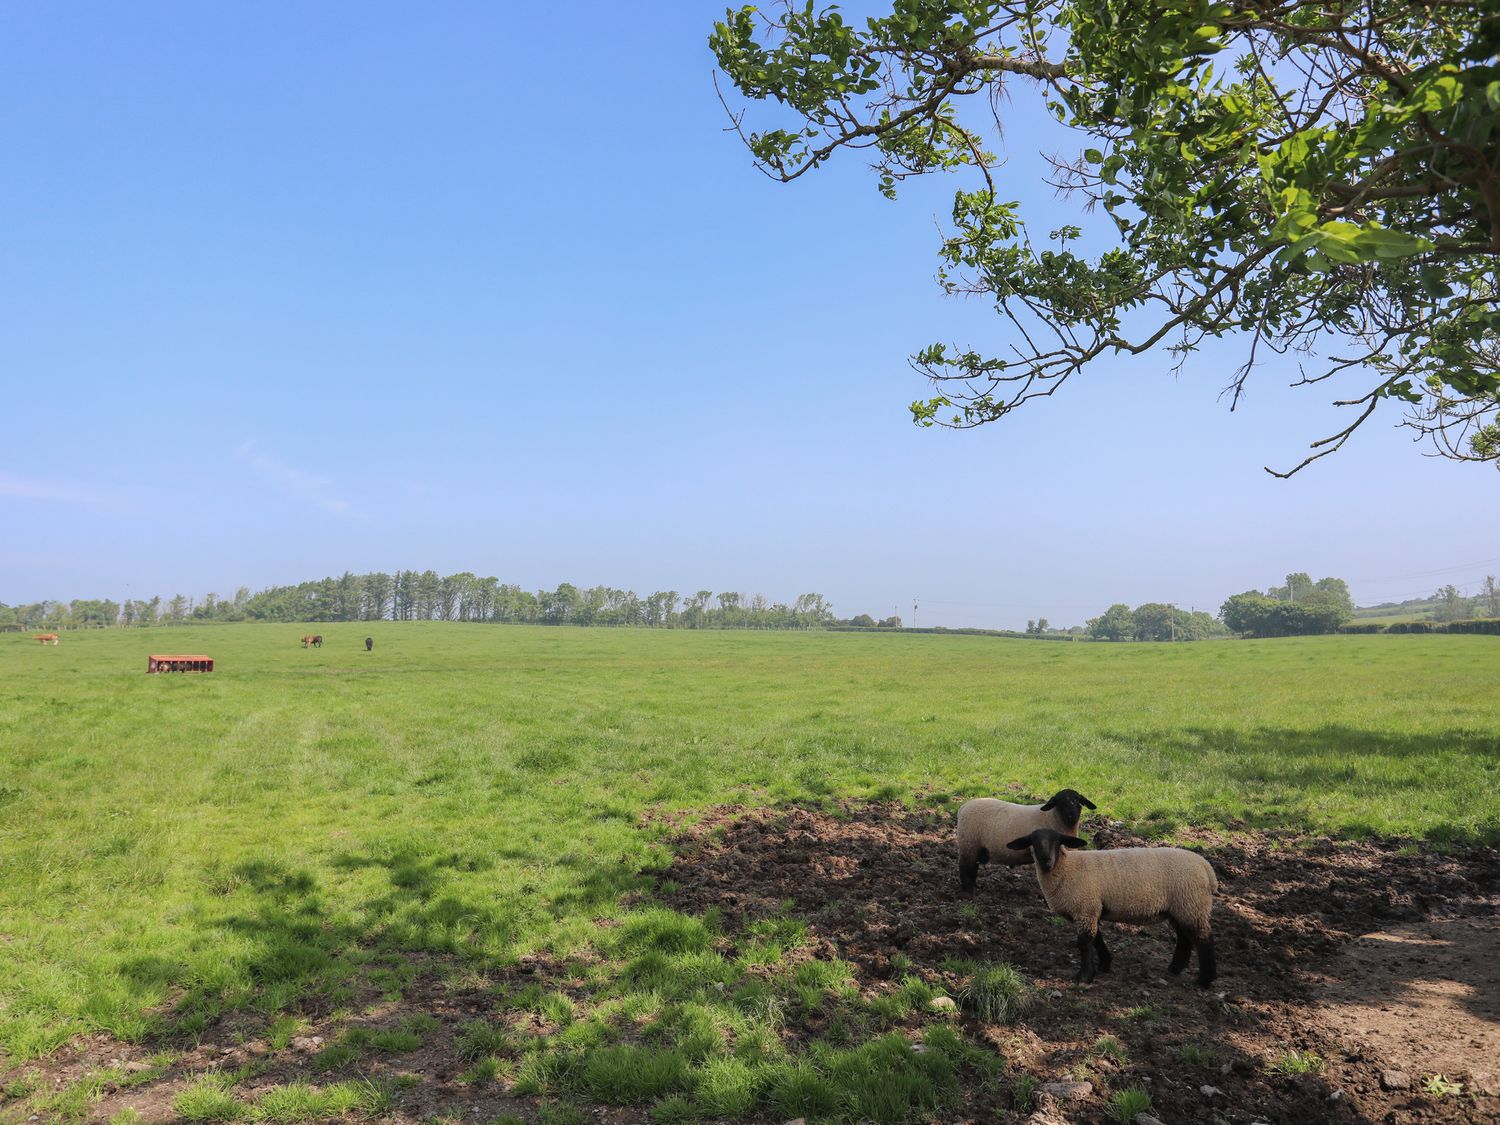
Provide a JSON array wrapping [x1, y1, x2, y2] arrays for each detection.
[[1, 624, 1497, 1119]]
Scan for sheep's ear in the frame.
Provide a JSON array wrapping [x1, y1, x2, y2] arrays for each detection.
[[1060, 836, 1088, 849], [1005, 836, 1035, 852], [1039, 796, 1057, 811], [1080, 795, 1097, 810]]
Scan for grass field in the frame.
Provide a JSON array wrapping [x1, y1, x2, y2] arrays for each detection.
[[2, 624, 1497, 1120]]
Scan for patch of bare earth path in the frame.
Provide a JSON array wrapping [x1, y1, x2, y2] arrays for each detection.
[[655, 800, 1500, 1124]]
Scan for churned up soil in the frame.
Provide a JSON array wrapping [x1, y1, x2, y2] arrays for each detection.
[[655, 798, 1500, 1124]]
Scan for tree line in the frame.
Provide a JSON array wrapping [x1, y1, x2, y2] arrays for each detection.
[[0, 573, 893, 632]]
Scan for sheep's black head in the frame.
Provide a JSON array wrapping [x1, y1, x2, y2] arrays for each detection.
[[1005, 828, 1088, 873], [1040, 789, 1097, 833]]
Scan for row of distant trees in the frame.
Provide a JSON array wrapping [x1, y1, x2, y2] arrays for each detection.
[[1085, 603, 1230, 642], [8, 569, 1495, 638], [0, 573, 871, 631]]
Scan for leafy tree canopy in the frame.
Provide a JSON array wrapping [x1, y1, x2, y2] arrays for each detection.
[[712, 1, 1500, 473], [1220, 570, 1354, 634]]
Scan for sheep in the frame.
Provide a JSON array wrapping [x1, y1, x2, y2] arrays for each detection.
[[1005, 828, 1218, 986], [956, 788, 1097, 894]]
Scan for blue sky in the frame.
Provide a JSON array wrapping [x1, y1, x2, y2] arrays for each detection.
[[2, 2, 1495, 629]]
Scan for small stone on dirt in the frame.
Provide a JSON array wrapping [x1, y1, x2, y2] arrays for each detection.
[[1135, 1115, 1167, 1125], [1049, 989, 1063, 1000], [1040, 1080, 1093, 1101], [1380, 1069, 1410, 1091], [929, 995, 957, 1014], [1200, 1084, 1221, 1097]]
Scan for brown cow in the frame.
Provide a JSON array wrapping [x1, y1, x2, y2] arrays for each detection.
[[300, 635, 323, 648], [33, 633, 59, 645]]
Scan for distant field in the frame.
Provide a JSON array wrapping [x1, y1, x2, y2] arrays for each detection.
[[2, 624, 1497, 1116]]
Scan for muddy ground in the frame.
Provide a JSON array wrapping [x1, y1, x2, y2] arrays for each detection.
[[655, 799, 1500, 1124], [5, 799, 1498, 1124]]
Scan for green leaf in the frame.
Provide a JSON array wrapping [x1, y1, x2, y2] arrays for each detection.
[[1352, 228, 1435, 260]]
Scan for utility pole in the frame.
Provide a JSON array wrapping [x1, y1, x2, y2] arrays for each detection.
[[913, 601, 918, 629]]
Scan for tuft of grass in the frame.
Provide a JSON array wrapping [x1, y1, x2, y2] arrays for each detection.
[[1093, 1035, 1127, 1062], [108, 1111, 145, 1125], [691, 1055, 763, 1116], [921, 1024, 1003, 1089], [571, 1045, 689, 1104], [868, 975, 939, 1022], [1012, 1072, 1038, 1113], [765, 1060, 840, 1120], [456, 1019, 511, 1061], [818, 1031, 959, 1124], [1107, 1084, 1153, 1123], [369, 1028, 422, 1052], [958, 962, 1031, 1024], [266, 1014, 309, 1051], [618, 909, 714, 955], [256, 1082, 332, 1123], [1267, 1050, 1324, 1076], [174, 1074, 247, 1122], [536, 1103, 585, 1125], [1179, 1042, 1217, 1066], [648, 1093, 698, 1123]]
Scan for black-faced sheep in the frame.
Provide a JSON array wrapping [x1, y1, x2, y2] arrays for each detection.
[[1006, 828, 1218, 986], [956, 789, 1097, 894]]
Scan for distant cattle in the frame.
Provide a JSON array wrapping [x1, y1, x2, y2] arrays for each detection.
[[365, 636, 373, 651], [33, 633, 59, 645], [301, 635, 323, 648]]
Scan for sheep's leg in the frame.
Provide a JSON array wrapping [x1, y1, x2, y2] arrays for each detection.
[[958, 850, 979, 895], [1074, 927, 1099, 984], [1167, 923, 1194, 975], [1195, 935, 1217, 987], [1092, 932, 1112, 973]]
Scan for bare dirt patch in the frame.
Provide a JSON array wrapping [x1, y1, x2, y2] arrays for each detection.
[[655, 800, 1500, 1123]]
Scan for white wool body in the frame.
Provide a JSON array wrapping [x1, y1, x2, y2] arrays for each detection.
[[957, 798, 1083, 867], [1034, 845, 1217, 938]]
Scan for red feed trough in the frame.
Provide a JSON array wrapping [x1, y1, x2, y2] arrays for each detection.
[[148, 654, 214, 674]]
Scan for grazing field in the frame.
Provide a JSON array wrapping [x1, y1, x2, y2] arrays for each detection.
[[1, 624, 1497, 1123]]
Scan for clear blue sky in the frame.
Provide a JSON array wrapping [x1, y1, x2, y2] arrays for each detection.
[[2, 2, 1495, 629]]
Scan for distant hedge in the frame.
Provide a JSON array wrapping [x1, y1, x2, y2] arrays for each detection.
[[1340, 619, 1500, 635], [1445, 618, 1500, 635]]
